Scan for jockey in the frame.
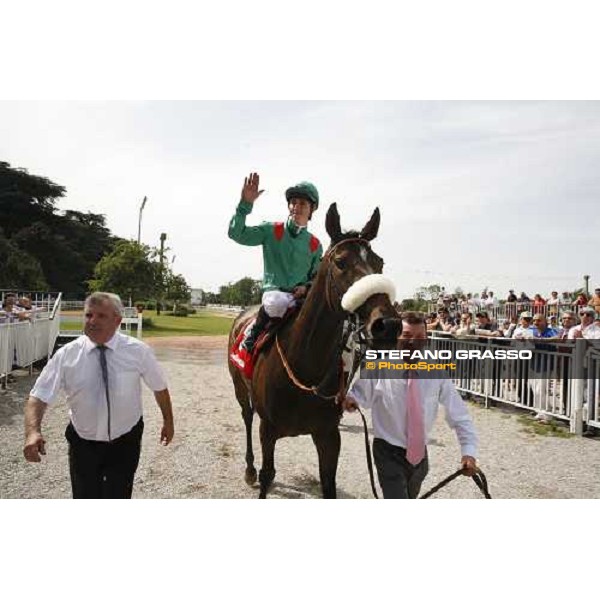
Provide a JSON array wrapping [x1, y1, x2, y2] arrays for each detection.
[[228, 172, 323, 354]]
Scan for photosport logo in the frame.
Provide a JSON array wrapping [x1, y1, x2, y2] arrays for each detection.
[[360, 347, 534, 379]]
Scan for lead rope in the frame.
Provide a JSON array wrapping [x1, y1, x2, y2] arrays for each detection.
[[338, 325, 382, 497], [419, 467, 492, 499], [356, 405, 380, 499]]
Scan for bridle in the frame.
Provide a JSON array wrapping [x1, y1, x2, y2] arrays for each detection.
[[276, 236, 374, 400], [323, 237, 373, 312]]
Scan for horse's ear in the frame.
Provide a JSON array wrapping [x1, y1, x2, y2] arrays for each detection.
[[326, 202, 342, 243], [360, 207, 380, 241]]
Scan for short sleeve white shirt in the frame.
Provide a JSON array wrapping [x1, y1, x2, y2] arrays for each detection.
[[31, 332, 168, 441]]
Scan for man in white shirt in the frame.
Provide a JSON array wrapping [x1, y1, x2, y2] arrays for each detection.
[[342, 312, 478, 499], [485, 291, 499, 309], [547, 291, 560, 316], [23, 292, 175, 499], [569, 307, 600, 339], [512, 312, 535, 340]]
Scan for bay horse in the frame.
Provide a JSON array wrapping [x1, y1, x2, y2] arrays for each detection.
[[228, 202, 400, 498]]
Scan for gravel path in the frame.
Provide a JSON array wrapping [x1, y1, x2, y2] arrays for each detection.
[[1, 335, 599, 499]]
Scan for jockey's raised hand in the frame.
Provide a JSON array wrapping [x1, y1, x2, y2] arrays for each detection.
[[241, 172, 264, 204]]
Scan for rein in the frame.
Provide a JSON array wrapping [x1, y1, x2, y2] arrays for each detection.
[[275, 335, 343, 400], [420, 467, 491, 499]]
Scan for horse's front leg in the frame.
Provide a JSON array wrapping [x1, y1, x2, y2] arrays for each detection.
[[258, 419, 277, 499], [312, 428, 341, 499]]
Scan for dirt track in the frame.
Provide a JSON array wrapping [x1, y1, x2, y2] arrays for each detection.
[[1, 335, 600, 499]]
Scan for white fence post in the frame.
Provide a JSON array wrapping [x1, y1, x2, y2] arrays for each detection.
[[570, 340, 586, 435]]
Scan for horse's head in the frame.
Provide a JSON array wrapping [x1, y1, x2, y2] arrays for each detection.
[[323, 203, 402, 349]]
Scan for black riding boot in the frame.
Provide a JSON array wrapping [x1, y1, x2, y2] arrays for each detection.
[[241, 307, 271, 354]]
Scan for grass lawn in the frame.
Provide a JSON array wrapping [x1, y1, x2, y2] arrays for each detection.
[[142, 310, 235, 337], [59, 308, 236, 337]]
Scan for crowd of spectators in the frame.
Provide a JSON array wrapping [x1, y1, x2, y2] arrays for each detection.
[[0, 293, 40, 323], [433, 287, 599, 315], [422, 288, 600, 433], [425, 287, 600, 340]]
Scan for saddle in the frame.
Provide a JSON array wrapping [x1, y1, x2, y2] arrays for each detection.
[[229, 305, 299, 379]]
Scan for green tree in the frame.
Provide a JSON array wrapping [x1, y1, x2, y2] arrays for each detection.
[[204, 291, 220, 304], [0, 161, 65, 237], [219, 282, 235, 305], [0, 228, 48, 289], [234, 277, 261, 306], [415, 283, 443, 302], [88, 240, 159, 303], [165, 272, 191, 305], [0, 162, 119, 295], [400, 297, 428, 312], [218, 277, 261, 307]]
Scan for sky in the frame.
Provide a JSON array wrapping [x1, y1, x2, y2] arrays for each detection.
[[3, 1, 599, 585], [1, 100, 599, 299]]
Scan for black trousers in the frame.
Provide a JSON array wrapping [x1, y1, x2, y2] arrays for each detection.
[[373, 437, 429, 499], [65, 419, 144, 499]]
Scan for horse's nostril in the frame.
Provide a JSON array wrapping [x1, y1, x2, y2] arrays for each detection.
[[371, 318, 386, 336], [370, 317, 402, 340]]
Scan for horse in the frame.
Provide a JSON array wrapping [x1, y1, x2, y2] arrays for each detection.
[[227, 202, 401, 498]]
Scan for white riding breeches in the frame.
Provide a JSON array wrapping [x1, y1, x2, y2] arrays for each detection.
[[262, 290, 296, 318]]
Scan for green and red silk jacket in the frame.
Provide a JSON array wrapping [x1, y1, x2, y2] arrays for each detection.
[[228, 199, 323, 292]]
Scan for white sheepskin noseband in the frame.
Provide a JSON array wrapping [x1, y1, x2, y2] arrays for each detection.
[[341, 274, 396, 313]]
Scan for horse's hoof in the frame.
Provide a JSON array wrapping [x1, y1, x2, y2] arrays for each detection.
[[244, 467, 257, 486]]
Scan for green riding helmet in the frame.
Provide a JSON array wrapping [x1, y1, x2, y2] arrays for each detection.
[[285, 181, 319, 211]]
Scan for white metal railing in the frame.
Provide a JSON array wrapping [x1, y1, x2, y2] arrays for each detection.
[[59, 300, 85, 311], [0, 290, 61, 312], [427, 332, 595, 434], [59, 305, 143, 339], [1, 318, 53, 382], [0, 295, 62, 386], [205, 303, 244, 313]]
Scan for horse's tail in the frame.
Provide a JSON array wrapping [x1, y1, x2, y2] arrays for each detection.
[[227, 306, 260, 486]]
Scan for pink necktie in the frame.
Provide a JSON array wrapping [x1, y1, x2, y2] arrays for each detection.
[[406, 372, 426, 465]]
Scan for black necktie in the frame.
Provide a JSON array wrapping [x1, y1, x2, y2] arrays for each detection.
[[97, 345, 111, 441]]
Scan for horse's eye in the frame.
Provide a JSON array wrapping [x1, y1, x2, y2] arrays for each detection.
[[334, 256, 346, 269]]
